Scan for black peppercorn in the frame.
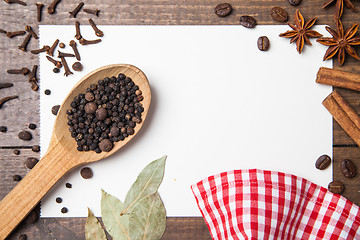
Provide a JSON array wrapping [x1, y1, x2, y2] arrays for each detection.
[[13, 174, 22, 181], [61, 207, 68, 213], [0, 126, 7, 132]]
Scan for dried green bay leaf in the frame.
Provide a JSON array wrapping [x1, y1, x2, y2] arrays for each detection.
[[129, 192, 166, 240], [85, 208, 107, 240], [122, 156, 167, 215], [101, 189, 130, 240]]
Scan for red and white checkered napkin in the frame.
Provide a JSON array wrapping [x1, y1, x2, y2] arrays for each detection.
[[191, 169, 360, 240]]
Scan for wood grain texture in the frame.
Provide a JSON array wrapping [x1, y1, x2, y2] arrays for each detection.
[[0, 64, 151, 239], [0, 0, 359, 239]]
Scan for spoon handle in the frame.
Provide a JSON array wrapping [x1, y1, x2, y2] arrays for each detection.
[[0, 143, 74, 239]]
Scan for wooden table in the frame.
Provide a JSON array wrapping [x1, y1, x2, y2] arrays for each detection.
[[1, 0, 359, 239]]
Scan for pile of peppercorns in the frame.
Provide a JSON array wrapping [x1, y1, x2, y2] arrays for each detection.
[[66, 73, 144, 153]]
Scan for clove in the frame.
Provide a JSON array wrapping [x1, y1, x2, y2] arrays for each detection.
[[79, 38, 101, 45], [74, 21, 82, 40], [57, 50, 75, 58], [25, 25, 38, 39], [28, 65, 38, 83], [7, 68, 29, 75], [4, 0, 26, 6], [47, 39, 59, 56], [47, 0, 61, 14], [46, 56, 62, 68], [69, 2, 84, 18], [0, 29, 7, 34], [18, 33, 32, 52], [31, 45, 50, 54], [6, 31, 26, 38], [89, 19, 103, 37], [31, 82, 39, 91], [0, 83, 13, 90], [60, 57, 73, 76], [35, 3, 44, 22], [83, 8, 100, 17], [0, 96, 18, 109], [69, 40, 80, 61]]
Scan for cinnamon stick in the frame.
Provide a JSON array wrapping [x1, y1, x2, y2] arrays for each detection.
[[317, 67, 360, 91], [323, 90, 360, 147]]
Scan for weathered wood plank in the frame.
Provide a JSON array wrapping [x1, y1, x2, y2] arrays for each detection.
[[333, 146, 360, 206]]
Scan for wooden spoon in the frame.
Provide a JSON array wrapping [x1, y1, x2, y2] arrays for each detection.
[[0, 64, 151, 239]]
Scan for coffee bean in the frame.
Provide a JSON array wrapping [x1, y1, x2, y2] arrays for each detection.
[[81, 167, 93, 179], [214, 3, 232, 17], [25, 157, 39, 169], [53, 68, 60, 73], [72, 62, 83, 72], [61, 207, 68, 213], [44, 89, 51, 95], [257, 36, 270, 51], [239, 15, 257, 28], [52, 105, 60, 116], [341, 159, 357, 178], [270, 7, 288, 22], [65, 182, 72, 188], [32, 145, 40, 152], [18, 130, 32, 141], [13, 174, 22, 181], [18, 234, 27, 240], [14, 149, 20, 155], [99, 139, 113, 152], [328, 181, 344, 194], [25, 209, 39, 224], [0, 126, 7, 132], [289, 0, 302, 6], [56, 197, 62, 203], [315, 154, 331, 170], [28, 123, 37, 129], [96, 107, 107, 120]]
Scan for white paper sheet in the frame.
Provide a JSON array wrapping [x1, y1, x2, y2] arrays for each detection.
[[39, 25, 332, 217]]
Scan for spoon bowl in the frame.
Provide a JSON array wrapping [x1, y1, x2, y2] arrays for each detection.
[[52, 64, 151, 162], [0, 64, 151, 239]]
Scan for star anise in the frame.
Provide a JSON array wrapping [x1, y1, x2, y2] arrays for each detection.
[[322, 0, 357, 21], [279, 10, 323, 54], [317, 19, 360, 66]]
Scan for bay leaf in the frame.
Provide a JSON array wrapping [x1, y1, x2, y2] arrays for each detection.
[[129, 192, 166, 240], [85, 208, 107, 240], [101, 189, 130, 240], [122, 156, 167, 215]]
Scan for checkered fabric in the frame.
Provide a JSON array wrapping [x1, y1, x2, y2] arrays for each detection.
[[191, 169, 360, 240]]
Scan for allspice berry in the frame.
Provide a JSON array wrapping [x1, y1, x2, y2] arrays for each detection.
[[25, 157, 39, 169], [72, 62, 83, 72], [32, 145, 40, 152], [85, 92, 95, 102], [18, 130, 32, 141], [51, 105, 60, 116], [99, 139, 113, 152], [109, 126, 120, 137], [80, 167, 93, 179], [85, 102, 97, 114], [96, 107, 107, 120]]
